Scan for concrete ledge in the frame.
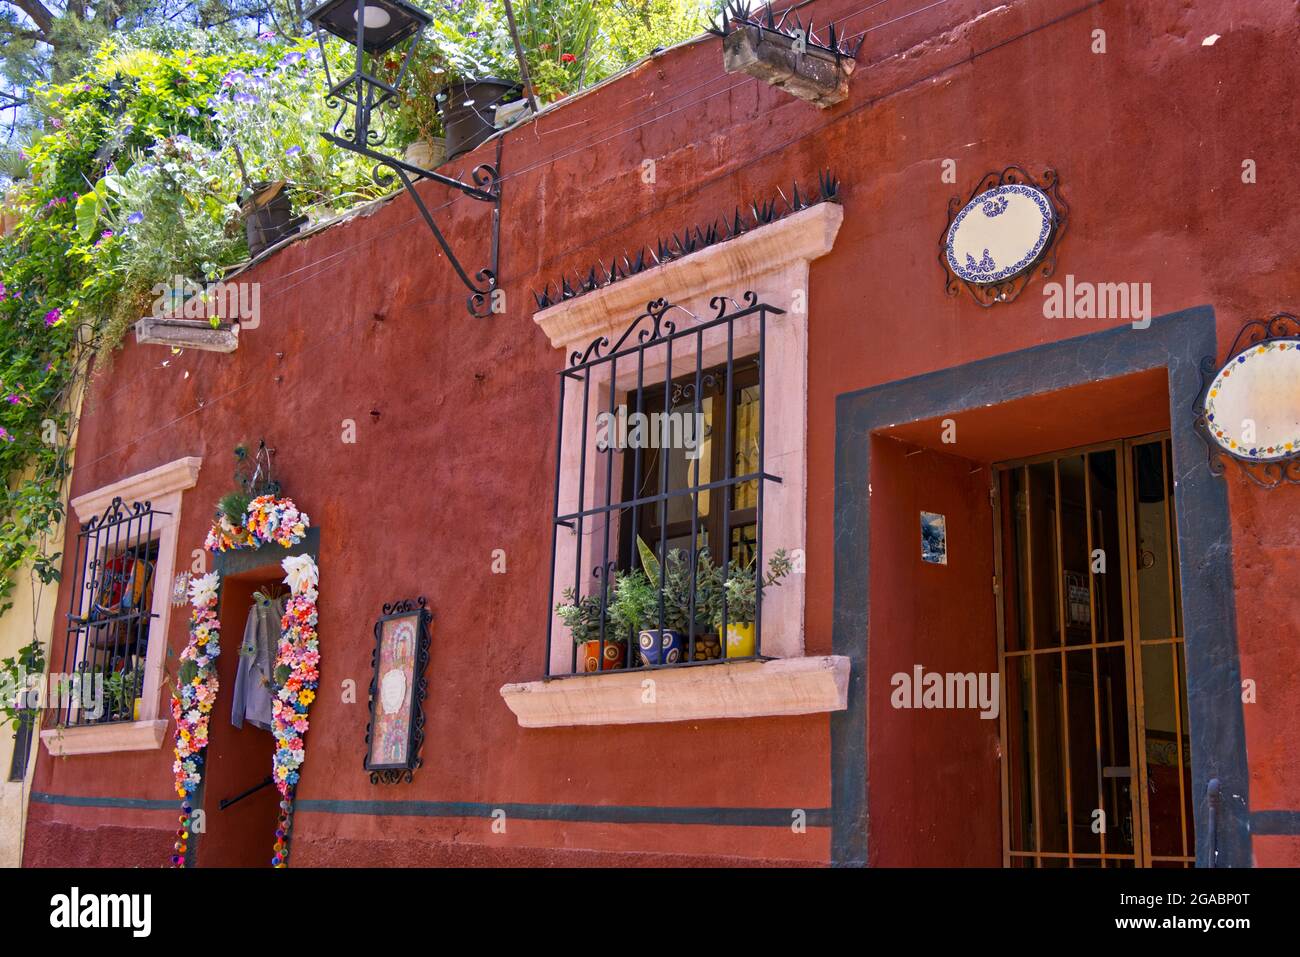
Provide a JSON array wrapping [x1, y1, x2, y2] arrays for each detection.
[[135, 316, 238, 353], [500, 655, 850, 728], [40, 719, 168, 756]]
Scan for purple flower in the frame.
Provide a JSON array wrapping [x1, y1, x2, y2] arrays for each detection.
[[285, 145, 301, 157], [222, 70, 247, 87], [185, 106, 200, 117], [5, 394, 19, 405], [0, 428, 12, 443], [280, 51, 304, 66], [101, 230, 113, 239], [44, 308, 61, 327], [127, 212, 143, 225]]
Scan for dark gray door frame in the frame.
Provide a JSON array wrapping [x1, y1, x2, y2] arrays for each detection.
[[831, 305, 1251, 868]]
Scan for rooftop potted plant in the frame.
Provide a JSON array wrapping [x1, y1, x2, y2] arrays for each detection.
[[555, 583, 624, 672], [425, 0, 605, 158], [712, 549, 793, 658]]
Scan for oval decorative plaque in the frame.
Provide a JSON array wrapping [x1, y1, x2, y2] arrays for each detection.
[[1204, 339, 1300, 460], [945, 184, 1056, 285]]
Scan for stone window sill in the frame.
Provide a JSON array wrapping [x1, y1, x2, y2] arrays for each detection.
[[39, 719, 169, 756], [500, 655, 850, 728]]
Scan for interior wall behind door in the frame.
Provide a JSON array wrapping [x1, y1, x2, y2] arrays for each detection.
[[868, 437, 1000, 866]]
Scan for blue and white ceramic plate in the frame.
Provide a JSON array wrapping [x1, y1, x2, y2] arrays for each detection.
[[945, 184, 1055, 285]]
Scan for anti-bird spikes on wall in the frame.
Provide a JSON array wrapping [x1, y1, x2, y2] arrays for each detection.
[[706, 1, 866, 63], [532, 171, 839, 310]]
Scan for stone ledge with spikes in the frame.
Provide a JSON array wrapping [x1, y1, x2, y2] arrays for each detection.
[[532, 171, 840, 310], [709, 2, 862, 107]]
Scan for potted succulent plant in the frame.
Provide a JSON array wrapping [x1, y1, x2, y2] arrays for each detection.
[[555, 584, 624, 672], [635, 538, 724, 661], [607, 568, 683, 667], [712, 550, 793, 658], [106, 665, 143, 721]]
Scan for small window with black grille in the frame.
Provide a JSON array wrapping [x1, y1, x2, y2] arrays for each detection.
[[59, 497, 165, 726], [546, 293, 784, 676]]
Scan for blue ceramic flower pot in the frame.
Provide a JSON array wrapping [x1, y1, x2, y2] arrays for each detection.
[[637, 628, 684, 666]]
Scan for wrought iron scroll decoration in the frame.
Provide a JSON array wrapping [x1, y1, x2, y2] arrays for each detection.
[[1193, 312, 1300, 490], [938, 166, 1069, 308], [364, 596, 432, 785]]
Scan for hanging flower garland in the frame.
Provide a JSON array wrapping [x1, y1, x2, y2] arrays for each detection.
[[205, 494, 309, 552], [166, 494, 317, 868], [169, 572, 222, 868], [271, 553, 320, 868]]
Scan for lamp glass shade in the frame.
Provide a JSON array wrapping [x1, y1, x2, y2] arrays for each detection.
[[306, 0, 430, 55]]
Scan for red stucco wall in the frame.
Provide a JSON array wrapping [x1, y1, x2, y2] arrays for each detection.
[[24, 0, 1300, 866]]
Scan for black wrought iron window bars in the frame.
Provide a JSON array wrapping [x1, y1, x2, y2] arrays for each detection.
[[545, 291, 784, 677], [59, 497, 164, 726]]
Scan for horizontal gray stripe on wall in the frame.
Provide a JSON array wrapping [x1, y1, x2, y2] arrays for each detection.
[[295, 799, 831, 828], [30, 791, 178, 811], [1250, 811, 1300, 835]]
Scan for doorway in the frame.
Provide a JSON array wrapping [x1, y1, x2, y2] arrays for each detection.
[[195, 566, 286, 867], [994, 433, 1194, 867]]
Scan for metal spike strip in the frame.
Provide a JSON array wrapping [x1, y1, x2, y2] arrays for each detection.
[[530, 173, 841, 308], [705, 0, 864, 60]]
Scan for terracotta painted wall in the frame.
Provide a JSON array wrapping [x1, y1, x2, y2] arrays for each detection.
[[23, 0, 1300, 866]]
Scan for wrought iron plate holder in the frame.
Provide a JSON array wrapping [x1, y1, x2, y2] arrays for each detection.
[[1193, 312, 1300, 489], [938, 165, 1069, 307], [316, 23, 502, 318]]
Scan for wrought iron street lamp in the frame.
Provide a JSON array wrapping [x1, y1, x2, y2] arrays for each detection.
[[306, 0, 503, 316]]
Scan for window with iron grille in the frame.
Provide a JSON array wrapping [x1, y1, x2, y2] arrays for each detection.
[[545, 293, 784, 676], [59, 497, 164, 726]]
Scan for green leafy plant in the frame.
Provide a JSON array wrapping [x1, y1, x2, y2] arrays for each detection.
[[608, 568, 658, 638], [712, 549, 793, 628], [634, 536, 722, 633], [0, 637, 45, 732], [554, 583, 614, 644]]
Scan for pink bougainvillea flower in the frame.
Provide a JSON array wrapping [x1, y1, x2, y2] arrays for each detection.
[[44, 308, 61, 327]]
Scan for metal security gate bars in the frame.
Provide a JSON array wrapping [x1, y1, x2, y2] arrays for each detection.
[[59, 497, 163, 726], [545, 292, 783, 677], [994, 436, 1193, 867]]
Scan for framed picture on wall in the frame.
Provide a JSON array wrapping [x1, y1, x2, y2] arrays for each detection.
[[921, 511, 948, 565], [364, 597, 433, 784]]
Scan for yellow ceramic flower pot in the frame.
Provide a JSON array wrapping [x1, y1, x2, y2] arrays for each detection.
[[725, 622, 756, 658]]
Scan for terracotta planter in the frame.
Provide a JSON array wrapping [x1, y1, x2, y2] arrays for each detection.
[[578, 638, 626, 673]]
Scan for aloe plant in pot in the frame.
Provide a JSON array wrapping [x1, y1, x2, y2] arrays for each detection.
[[634, 538, 725, 662], [555, 584, 624, 672], [712, 549, 793, 658]]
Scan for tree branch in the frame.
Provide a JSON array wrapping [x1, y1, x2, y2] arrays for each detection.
[[7, 0, 55, 38]]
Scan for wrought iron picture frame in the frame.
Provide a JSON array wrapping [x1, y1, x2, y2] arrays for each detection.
[[363, 597, 432, 784], [1194, 312, 1300, 489], [938, 165, 1069, 307]]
